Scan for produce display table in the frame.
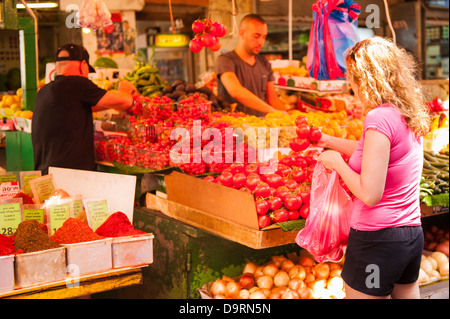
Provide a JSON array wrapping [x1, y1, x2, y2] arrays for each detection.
[[145, 193, 298, 249], [0, 266, 145, 299]]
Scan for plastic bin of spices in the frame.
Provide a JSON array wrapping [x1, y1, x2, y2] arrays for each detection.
[[111, 234, 154, 268], [64, 238, 112, 276], [14, 247, 66, 288], [0, 255, 15, 293]]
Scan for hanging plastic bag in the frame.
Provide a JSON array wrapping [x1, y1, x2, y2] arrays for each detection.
[[306, 0, 361, 80], [296, 163, 353, 262]]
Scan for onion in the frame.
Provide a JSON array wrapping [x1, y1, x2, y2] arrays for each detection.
[[436, 242, 449, 257], [429, 270, 441, 281], [280, 259, 295, 272], [239, 289, 250, 299], [418, 268, 429, 284], [288, 265, 306, 280], [262, 264, 279, 277], [421, 258, 433, 275], [297, 286, 313, 299], [329, 269, 342, 278], [328, 262, 341, 271], [210, 279, 226, 296], [249, 289, 267, 299], [304, 273, 315, 286], [268, 291, 281, 299], [256, 275, 273, 289], [243, 262, 258, 275], [214, 294, 226, 299], [288, 277, 305, 290], [427, 241, 439, 251], [281, 288, 300, 299], [439, 262, 449, 276], [239, 273, 256, 290], [299, 256, 316, 267], [315, 263, 330, 280], [253, 266, 264, 278], [431, 251, 448, 267], [273, 270, 290, 287], [271, 255, 287, 268], [327, 276, 344, 291], [225, 281, 241, 299], [427, 256, 438, 271]]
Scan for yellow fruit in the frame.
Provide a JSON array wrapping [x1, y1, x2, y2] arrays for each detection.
[[14, 110, 22, 117], [4, 95, 15, 107], [16, 88, 22, 97], [20, 110, 33, 119], [0, 101, 5, 108]]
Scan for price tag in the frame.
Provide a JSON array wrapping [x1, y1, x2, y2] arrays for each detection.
[[23, 205, 46, 224], [0, 173, 17, 184], [45, 199, 73, 235], [0, 199, 23, 236], [71, 195, 84, 219], [20, 171, 42, 197], [0, 181, 20, 198], [29, 174, 56, 204], [83, 199, 110, 231]]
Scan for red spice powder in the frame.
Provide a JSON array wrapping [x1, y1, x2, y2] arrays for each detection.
[[51, 218, 104, 244], [95, 211, 146, 237], [0, 234, 15, 256]]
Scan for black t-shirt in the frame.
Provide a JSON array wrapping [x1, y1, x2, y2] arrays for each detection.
[[31, 75, 107, 175]]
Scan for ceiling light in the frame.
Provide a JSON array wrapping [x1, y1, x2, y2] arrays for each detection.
[[16, 2, 59, 9]]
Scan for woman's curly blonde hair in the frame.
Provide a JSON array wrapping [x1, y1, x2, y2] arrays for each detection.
[[345, 36, 431, 137]]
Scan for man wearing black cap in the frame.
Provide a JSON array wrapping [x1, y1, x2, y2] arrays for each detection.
[[32, 43, 137, 175]]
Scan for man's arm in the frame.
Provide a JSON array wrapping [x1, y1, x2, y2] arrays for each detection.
[[93, 80, 136, 111], [220, 71, 279, 113], [266, 82, 294, 111]]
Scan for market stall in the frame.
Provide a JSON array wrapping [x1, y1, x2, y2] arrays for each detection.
[[1, 0, 448, 300]]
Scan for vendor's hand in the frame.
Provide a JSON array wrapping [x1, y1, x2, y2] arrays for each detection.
[[117, 80, 137, 95], [317, 150, 343, 171]]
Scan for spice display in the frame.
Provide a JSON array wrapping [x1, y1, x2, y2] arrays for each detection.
[[14, 220, 60, 253], [0, 234, 15, 256], [12, 192, 35, 204], [51, 218, 104, 244], [95, 211, 146, 237]]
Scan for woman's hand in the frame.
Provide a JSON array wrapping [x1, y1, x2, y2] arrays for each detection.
[[317, 150, 344, 171]]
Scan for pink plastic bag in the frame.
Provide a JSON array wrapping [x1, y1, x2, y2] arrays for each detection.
[[296, 163, 353, 262]]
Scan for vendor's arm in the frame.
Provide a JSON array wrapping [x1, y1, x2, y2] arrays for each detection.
[[266, 82, 293, 112], [93, 80, 137, 111], [220, 71, 280, 114]]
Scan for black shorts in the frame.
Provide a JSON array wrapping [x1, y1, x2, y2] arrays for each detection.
[[341, 226, 424, 297]]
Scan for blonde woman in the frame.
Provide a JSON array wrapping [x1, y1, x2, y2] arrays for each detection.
[[317, 37, 430, 299]]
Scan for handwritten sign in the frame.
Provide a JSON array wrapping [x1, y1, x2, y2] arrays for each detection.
[[45, 198, 73, 235], [29, 174, 56, 204], [0, 198, 23, 236], [84, 199, 110, 231]]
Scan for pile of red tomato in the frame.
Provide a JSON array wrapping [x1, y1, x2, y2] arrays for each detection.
[[203, 149, 320, 229], [289, 116, 322, 151]]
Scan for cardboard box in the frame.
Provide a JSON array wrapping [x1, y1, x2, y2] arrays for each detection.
[[12, 116, 32, 133], [14, 247, 66, 288], [148, 172, 299, 249], [274, 72, 348, 92]]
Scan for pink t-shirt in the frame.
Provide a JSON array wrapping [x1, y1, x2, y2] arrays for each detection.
[[348, 104, 423, 231]]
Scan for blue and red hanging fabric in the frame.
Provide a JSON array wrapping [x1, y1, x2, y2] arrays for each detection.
[[306, 0, 361, 80]]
